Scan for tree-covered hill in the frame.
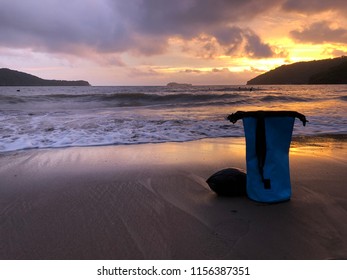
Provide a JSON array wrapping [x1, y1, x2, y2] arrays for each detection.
[[0, 68, 90, 86], [247, 56, 347, 85]]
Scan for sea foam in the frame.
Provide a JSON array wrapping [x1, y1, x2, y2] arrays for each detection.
[[0, 85, 346, 152]]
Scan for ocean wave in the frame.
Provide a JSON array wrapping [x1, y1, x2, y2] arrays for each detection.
[[100, 92, 245, 106], [0, 117, 243, 152], [214, 86, 261, 92], [338, 95, 347, 101], [260, 95, 311, 102], [0, 92, 245, 108], [0, 95, 27, 104], [1, 85, 346, 152]]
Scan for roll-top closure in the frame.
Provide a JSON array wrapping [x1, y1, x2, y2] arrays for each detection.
[[227, 110, 308, 126]]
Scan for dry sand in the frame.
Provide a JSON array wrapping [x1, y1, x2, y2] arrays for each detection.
[[0, 137, 346, 260]]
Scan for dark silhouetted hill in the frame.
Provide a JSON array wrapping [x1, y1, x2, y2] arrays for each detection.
[[247, 56, 347, 85], [0, 68, 90, 86]]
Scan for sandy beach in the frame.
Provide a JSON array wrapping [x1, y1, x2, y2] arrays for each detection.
[[0, 136, 346, 260]]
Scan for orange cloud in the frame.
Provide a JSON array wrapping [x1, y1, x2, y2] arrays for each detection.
[[291, 21, 347, 44]]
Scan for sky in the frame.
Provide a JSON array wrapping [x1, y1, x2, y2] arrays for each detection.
[[1, 0, 347, 86]]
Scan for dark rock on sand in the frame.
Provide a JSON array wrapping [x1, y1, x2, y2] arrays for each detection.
[[206, 167, 247, 196]]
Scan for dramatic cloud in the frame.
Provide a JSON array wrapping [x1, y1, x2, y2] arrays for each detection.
[[181, 27, 274, 59], [242, 30, 274, 58], [0, 0, 132, 53], [0, 0, 277, 58], [181, 69, 202, 74], [112, 0, 276, 38], [326, 49, 347, 57], [282, 0, 347, 14], [1, 0, 346, 58], [214, 27, 274, 58], [1, 0, 347, 85], [290, 21, 347, 44]]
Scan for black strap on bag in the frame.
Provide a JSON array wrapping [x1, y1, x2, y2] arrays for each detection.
[[255, 114, 271, 189], [227, 111, 307, 190], [227, 110, 308, 126]]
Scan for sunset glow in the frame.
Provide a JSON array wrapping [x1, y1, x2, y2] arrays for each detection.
[[1, 0, 346, 85]]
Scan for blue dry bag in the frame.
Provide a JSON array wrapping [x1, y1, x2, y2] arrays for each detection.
[[227, 111, 307, 203]]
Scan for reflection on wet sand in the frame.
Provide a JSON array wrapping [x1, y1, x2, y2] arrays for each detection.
[[291, 135, 347, 162]]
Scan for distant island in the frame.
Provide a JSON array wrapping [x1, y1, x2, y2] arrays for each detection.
[[0, 68, 90, 86], [247, 56, 347, 85], [166, 82, 192, 87]]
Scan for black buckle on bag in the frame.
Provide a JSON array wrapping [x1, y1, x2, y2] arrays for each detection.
[[263, 179, 271, 189]]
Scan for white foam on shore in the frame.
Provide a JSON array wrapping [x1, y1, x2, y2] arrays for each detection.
[[0, 85, 346, 152]]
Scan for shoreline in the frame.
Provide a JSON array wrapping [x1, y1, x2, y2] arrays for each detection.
[[1, 132, 346, 155], [1, 137, 346, 259]]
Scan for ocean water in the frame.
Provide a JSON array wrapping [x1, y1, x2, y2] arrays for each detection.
[[0, 85, 346, 152]]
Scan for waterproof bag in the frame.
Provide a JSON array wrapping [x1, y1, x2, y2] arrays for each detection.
[[227, 111, 307, 203]]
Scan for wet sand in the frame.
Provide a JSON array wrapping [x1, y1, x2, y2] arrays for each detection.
[[0, 137, 346, 259]]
